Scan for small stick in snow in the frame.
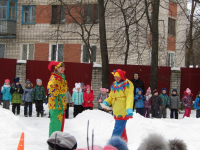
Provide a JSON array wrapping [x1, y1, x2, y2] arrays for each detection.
[[87, 120, 89, 150]]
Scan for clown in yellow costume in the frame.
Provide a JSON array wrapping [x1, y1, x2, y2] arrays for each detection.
[[103, 69, 134, 142], [47, 61, 68, 137]]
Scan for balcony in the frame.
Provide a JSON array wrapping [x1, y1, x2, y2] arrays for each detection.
[[0, 20, 16, 38]]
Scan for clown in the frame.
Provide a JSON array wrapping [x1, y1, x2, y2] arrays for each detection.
[[103, 69, 134, 142], [47, 61, 68, 137]]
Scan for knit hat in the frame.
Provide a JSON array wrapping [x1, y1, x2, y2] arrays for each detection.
[[161, 88, 167, 92], [13, 77, 20, 83], [48, 61, 64, 71], [26, 79, 31, 85], [146, 87, 151, 93], [185, 88, 191, 94], [100, 88, 109, 93], [36, 79, 42, 84], [153, 89, 158, 94], [136, 88, 143, 94], [75, 83, 81, 89], [86, 85, 91, 90], [106, 137, 128, 150], [47, 131, 77, 150], [111, 69, 126, 81], [172, 89, 177, 93], [5, 79, 10, 83], [81, 83, 85, 86]]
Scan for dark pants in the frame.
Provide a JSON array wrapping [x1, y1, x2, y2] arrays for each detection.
[[136, 108, 144, 116], [74, 105, 82, 117], [152, 109, 159, 118], [143, 107, 150, 118], [24, 102, 32, 116], [12, 103, 21, 115], [84, 107, 93, 110], [196, 110, 200, 118], [170, 109, 178, 119], [3, 100, 10, 109], [65, 104, 69, 118], [35, 100, 43, 113]]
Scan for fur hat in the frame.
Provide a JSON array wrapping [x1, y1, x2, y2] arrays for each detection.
[[36, 79, 42, 84], [47, 131, 77, 150], [138, 134, 170, 150], [146, 87, 151, 93], [75, 83, 81, 89], [168, 139, 187, 150], [106, 137, 128, 150], [5, 79, 10, 84], [100, 88, 109, 93], [13, 77, 20, 83], [153, 89, 158, 94]]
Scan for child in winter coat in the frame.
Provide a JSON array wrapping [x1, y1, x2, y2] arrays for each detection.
[[149, 89, 162, 118], [65, 87, 72, 118], [32, 79, 46, 117], [97, 88, 109, 111], [1, 79, 12, 109], [170, 89, 180, 119], [83, 85, 94, 110], [10, 77, 23, 115], [143, 87, 152, 118], [22, 79, 33, 117], [194, 91, 200, 118], [134, 88, 145, 116], [81, 83, 86, 93], [182, 88, 193, 118], [72, 83, 84, 117], [159, 88, 170, 118]]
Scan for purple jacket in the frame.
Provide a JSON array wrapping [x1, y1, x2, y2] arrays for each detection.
[[144, 94, 152, 108]]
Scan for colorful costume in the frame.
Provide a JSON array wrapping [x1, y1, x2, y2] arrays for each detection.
[[47, 61, 68, 137], [103, 69, 134, 142]]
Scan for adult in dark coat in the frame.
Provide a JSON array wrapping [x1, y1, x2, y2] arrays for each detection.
[[131, 72, 145, 110]]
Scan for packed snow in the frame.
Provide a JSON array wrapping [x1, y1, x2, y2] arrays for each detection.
[[0, 104, 200, 150]]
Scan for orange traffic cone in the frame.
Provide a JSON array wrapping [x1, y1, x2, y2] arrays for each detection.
[[17, 132, 24, 150]]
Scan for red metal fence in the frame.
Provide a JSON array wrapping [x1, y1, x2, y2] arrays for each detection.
[[180, 68, 200, 99], [0, 58, 17, 87], [26, 60, 93, 94], [109, 64, 171, 95]]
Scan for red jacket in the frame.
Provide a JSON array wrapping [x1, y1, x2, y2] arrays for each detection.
[[83, 90, 94, 108]]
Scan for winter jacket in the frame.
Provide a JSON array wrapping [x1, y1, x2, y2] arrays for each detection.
[[97, 92, 109, 110], [22, 88, 33, 102], [144, 94, 152, 108], [65, 91, 72, 104], [159, 93, 170, 106], [131, 73, 145, 96], [47, 73, 68, 110], [32, 85, 46, 101], [149, 95, 162, 110], [83, 90, 94, 108], [1, 84, 12, 101], [170, 95, 180, 109], [194, 96, 200, 110], [104, 79, 134, 120], [72, 88, 84, 105], [182, 92, 193, 109], [10, 83, 23, 104], [134, 95, 145, 108]]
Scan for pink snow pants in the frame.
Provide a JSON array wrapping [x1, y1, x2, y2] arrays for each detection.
[[183, 108, 191, 118]]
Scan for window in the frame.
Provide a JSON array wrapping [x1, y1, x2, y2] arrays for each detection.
[[170, 0, 177, 3], [0, 44, 5, 58], [84, 4, 99, 24], [49, 44, 64, 62], [0, 0, 17, 20], [82, 44, 97, 63], [22, 6, 36, 24], [51, 5, 66, 24], [167, 52, 175, 67], [168, 18, 176, 36], [22, 44, 34, 60], [149, 49, 152, 65]]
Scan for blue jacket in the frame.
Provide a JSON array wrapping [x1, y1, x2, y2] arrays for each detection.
[[134, 88, 145, 108], [72, 88, 84, 105], [1, 84, 12, 101], [22, 88, 33, 102], [194, 96, 200, 110], [159, 93, 170, 106]]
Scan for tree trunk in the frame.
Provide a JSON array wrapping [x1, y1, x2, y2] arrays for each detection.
[[150, 0, 160, 90], [98, 0, 109, 89]]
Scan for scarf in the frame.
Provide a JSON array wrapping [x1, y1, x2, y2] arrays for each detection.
[[86, 91, 90, 94], [172, 94, 177, 96], [4, 85, 10, 88]]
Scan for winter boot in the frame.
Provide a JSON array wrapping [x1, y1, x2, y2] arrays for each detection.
[[37, 111, 39, 117], [41, 111, 44, 117]]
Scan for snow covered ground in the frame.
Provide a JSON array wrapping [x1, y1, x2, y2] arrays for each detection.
[[0, 104, 200, 150]]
